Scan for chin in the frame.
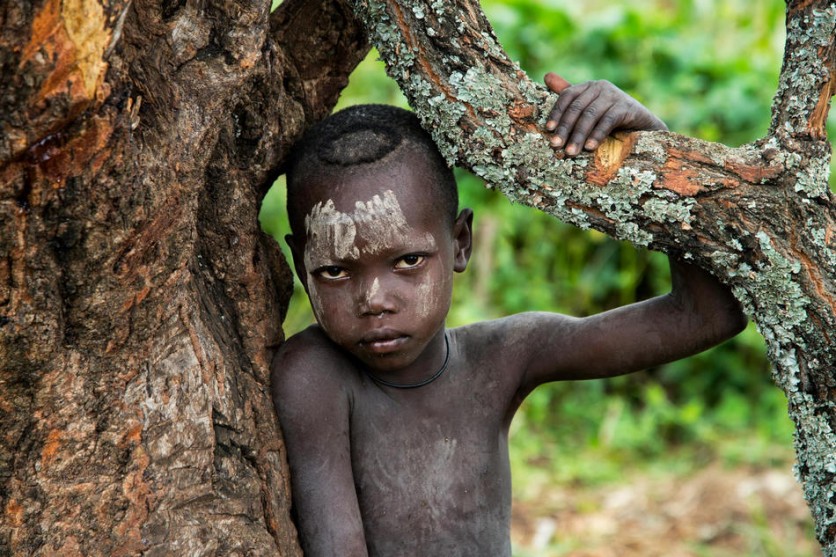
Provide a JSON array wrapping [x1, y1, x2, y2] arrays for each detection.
[[359, 350, 417, 374]]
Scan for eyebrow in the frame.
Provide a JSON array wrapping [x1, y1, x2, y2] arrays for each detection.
[[305, 233, 439, 265]]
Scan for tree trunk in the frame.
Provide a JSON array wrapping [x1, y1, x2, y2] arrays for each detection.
[[0, 0, 367, 554], [3, 0, 834, 553], [348, 0, 836, 551]]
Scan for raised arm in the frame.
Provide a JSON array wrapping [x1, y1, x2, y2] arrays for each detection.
[[503, 74, 745, 390], [271, 330, 368, 557], [517, 258, 746, 391]]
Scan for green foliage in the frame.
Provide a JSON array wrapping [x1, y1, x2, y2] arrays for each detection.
[[260, 0, 833, 491], [487, 0, 790, 146]]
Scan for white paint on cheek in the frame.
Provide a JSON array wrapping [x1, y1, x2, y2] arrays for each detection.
[[306, 278, 350, 342], [303, 199, 359, 270], [418, 265, 453, 321], [306, 278, 325, 322], [415, 275, 444, 321]]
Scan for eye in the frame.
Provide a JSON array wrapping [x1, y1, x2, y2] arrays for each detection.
[[316, 266, 349, 280], [394, 254, 425, 269]]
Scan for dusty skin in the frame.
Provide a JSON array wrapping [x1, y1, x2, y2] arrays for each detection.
[[271, 78, 747, 556], [272, 160, 745, 555]]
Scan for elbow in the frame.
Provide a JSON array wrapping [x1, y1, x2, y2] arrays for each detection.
[[725, 292, 748, 336], [684, 296, 747, 350], [728, 306, 748, 338], [712, 300, 748, 344]]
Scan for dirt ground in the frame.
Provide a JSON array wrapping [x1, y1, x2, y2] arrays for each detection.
[[511, 464, 819, 556]]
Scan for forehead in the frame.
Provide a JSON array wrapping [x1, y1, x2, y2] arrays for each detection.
[[301, 153, 447, 234]]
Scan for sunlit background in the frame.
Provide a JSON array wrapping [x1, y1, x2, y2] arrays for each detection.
[[262, 0, 834, 554]]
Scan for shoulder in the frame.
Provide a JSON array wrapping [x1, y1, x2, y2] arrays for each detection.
[[447, 313, 579, 414], [270, 326, 357, 409], [453, 312, 577, 351], [450, 312, 577, 373], [273, 325, 351, 373]]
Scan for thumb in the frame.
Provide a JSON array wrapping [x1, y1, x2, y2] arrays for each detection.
[[545, 72, 571, 94]]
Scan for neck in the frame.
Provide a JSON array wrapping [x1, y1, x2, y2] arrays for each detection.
[[364, 332, 450, 389]]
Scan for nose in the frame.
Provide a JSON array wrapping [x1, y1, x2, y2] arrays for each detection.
[[358, 276, 397, 317]]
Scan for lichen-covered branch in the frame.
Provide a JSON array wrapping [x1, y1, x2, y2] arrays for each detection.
[[350, 0, 836, 550], [770, 1, 836, 141]]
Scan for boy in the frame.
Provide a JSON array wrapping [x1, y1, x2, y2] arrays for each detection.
[[271, 74, 746, 556]]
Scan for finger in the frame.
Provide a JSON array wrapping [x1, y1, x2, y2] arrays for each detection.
[[545, 73, 573, 131], [551, 86, 601, 152], [583, 106, 628, 150], [567, 93, 627, 155], [549, 81, 591, 119], [547, 81, 591, 136], [544, 72, 571, 94], [584, 107, 627, 151]]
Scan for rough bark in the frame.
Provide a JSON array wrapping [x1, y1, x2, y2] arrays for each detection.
[[0, 0, 368, 554], [2, 0, 834, 553], [348, 0, 836, 551]]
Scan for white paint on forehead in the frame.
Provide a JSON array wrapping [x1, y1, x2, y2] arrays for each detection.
[[303, 189, 435, 270], [304, 198, 360, 271], [351, 190, 413, 254]]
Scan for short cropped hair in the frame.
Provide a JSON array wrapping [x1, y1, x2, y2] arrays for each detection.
[[285, 105, 458, 237]]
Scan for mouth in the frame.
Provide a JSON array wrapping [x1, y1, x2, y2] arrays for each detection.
[[359, 329, 409, 354]]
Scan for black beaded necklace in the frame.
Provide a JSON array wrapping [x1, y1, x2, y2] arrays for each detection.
[[364, 332, 450, 389]]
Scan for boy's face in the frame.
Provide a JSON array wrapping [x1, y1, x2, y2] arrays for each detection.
[[288, 153, 472, 375]]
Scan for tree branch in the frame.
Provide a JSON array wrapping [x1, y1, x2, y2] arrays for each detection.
[[770, 1, 836, 140], [272, 0, 370, 127], [349, 0, 836, 548], [348, 0, 834, 267]]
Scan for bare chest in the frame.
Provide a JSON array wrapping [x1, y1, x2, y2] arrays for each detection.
[[348, 379, 513, 556]]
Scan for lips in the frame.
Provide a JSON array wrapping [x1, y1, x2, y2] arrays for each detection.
[[359, 329, 409, 354]]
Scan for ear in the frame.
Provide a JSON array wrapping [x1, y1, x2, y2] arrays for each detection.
[[451, 208, 474, 273], [285, 234, 309, 292]]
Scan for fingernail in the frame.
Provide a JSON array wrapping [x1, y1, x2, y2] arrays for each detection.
[[585, 140, 597, 150], [566, 145, 577, 156], [546, 120, 556, 131], [550, 137, 563, 147]]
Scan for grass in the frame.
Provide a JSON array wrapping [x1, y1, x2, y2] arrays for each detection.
[[509, 434, 817, 556]]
